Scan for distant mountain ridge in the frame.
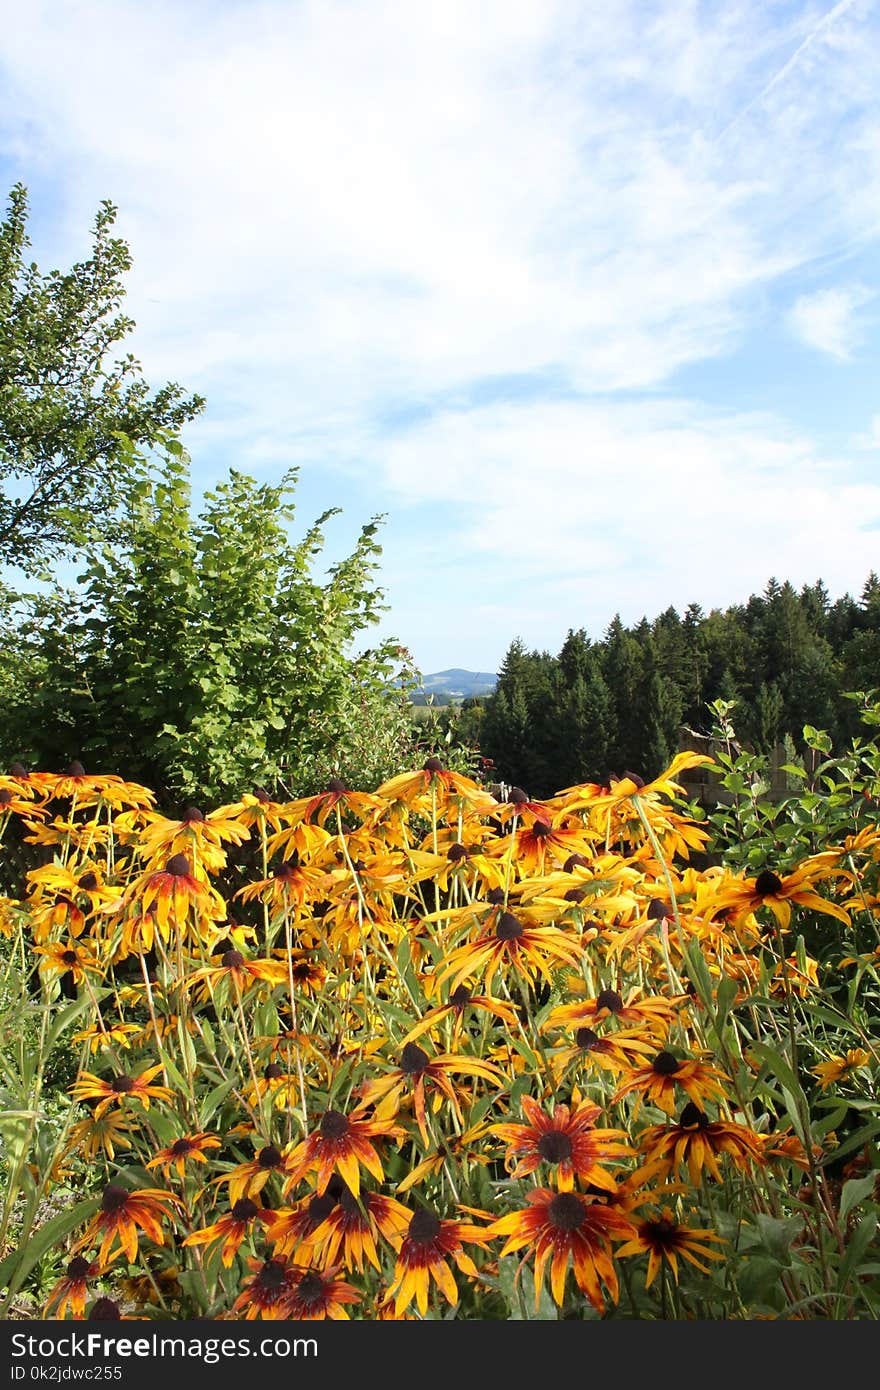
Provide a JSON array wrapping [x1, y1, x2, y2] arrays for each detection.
[[414, 668, 498, 701]]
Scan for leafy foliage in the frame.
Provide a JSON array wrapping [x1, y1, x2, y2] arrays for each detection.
[[0, 184, 204, 572]]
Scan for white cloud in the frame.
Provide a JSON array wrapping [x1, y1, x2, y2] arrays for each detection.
[[787, 285, 874, 359], [1, 0, 879, 670]]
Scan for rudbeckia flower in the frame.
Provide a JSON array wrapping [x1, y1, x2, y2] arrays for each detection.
[[812, 1048, 872, 1089], [613, 1050, 730, 1118], [283, 1104, 404, 1199], [616, 1205, 725, 1286], [146, 1132, 221, 1178], [132, 804, 250, 874], [34, 940, 101, 984], [436, 909, 582, 994], [123, 855, 226, 940], [709, 858, 851, 931], [232, 1257, 297, 1319], [357, 1042, 503, 1145], [74, 1184, 179, 1268], [223, 1142, 295, 1203], [70, 1065, 173, 1118], [183, 1198, 273, 1267], [386, 1206, 489, 1315], [490, 1092, 631, 1192], [635, 1102, 764, 1184], [283, 1265, 361, 1319], [305, 1184, 412, 1273], [487, 1188, 635, 1311], [42, 1256, 100, 1319]]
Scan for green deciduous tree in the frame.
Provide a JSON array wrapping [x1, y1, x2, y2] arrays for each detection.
[[0, 438, 418, 804], [0, 184, 204, 571]]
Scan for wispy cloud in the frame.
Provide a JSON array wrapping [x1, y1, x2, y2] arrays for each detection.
[[787, 285, 874, 359], [1, 1, 878, 668]]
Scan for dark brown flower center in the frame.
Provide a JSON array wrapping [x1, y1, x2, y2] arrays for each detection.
[[547, 1192, 585, 1231], [564, 887, 588, 903], [257, 1260, 288, 1291], [755, 869, 783, 897], [537, 1130, 573, 1164], [67, 1256, 91, 1279], [400, 1043, 429, 1075], [264, 1062, 284, 1080], [257, 1145, 282, 1168], [221, 950, 245, 970], [576, 1027, 600, 1050], [296, 1271, 325, 1306], [647, 898, 669, 920], [652, 1051, 681, 1076], [232, 1198, 259, 1222], [110, 1073, 135, 1093], [308, 1192, 338, 1225], [0, 789, 11, 805], [447, 842, 469, 862], [563, 853, 589, 872], [183, 806, 205, 823], [595, 989, 623, 1014], [509, 787, 529, 804], [449, 985, 472, 1008], [645, 1216, 678, 1246], [88, 1297, 120, 1320], [78, 872, 99, 891], [67, 761, 86, 778], [485, 887, 506, 904], [623, 770, 645, 788], [164, 853, 190, 877], [408, 1208, 441, 1244], [8, 761, 28, 777], [170, 1137, 195, 1156], [496, 911, 524, 941], [101, 1184, 129, 1214], [679, 1102, 709, 1130], [319, 1109, 349, 1140], [61, 949, 78, 966], [325, 778, 348, 794], [423, 758, 444, 774]]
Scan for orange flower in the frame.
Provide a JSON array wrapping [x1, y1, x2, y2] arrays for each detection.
[[146, 1132, 221, 1179], [75, 1184, 178, 1268], [183, 1198, 273, 1267], [70, 1065, 173, 1119], [613, 1050, 730, 1119], [487, 1188, 635, 1311], [617, 1205, 725, 1286], [386, 1207, 489, 1315], [357, 1043, 502, 1145], [42, 1256, 100, 1319], [490, 1092, 631, 1192], [283, 1105, 403, 1199]]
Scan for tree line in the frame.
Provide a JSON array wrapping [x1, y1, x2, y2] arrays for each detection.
[[469, 576, 880, 797]]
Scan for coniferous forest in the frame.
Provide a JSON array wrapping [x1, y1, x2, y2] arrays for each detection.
[[475, 575, 880, 796]]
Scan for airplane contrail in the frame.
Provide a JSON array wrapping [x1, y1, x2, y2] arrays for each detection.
[[716, 0, 863, 141]]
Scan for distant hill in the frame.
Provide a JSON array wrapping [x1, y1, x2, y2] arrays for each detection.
[[411, 668, 497, 703]]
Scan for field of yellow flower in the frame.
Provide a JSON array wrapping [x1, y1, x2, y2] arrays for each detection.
[[1, 749, 877, 1321]]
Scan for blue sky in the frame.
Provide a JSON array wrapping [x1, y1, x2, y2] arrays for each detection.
[[2, 0, 880, 675]]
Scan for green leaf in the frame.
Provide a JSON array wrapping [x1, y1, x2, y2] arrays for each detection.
[[839, 1174, 878, 1224], [0, 1195, 100, 1308]]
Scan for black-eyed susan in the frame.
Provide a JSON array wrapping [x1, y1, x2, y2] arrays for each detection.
[[357, 1042, 503, 1145], [636, 1102, 764, 1184], [487, 1187, 635, 1311], [812, 1048, 872, 1089], [70, 1066, 173, 1119], [709, 857, 851, 932], [146, 1132, 222, 1179], [34, 939, 101, 984], [123, 855, 226, 940], [613, 1049, 730, 1119], [42, 1255, 100, 1319], [265, 1183, 345, 1262], [616, 1205, 725, 1287], [283, 1104, 404, 1199], [223, 1142, 294, 1204], [132, 804, 250, 874], [399, 982, 518, 1049], [386, 1206, 489, 1316], [490, 1092, 631, 1192], [182, 947, 287, 1000], [233, 1257, 297, 1320], [234, 859, 331, 913], [543, 984, 678, 1038], [65, 1110, 136, 1163], [183, 1198, 273, 1267], [305, 1184, 411, 1273], [74, 1184, 178, 1268], [376, 758, 496, 816], [436, 909, 582, 995], [546, 1024, 657, 1084], [71, 1022, 142, 1056], [283, 1265, 362, 1319]]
